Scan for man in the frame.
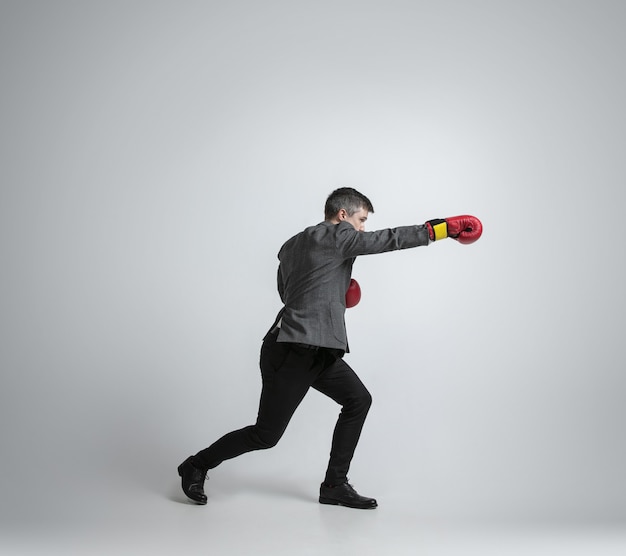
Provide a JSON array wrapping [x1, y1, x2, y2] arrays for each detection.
[[178, 187, 482, 509]]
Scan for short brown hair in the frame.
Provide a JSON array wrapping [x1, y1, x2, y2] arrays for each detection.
[[324, 187, 374, 220]]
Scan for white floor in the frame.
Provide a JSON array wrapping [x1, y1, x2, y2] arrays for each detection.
[[3, 469, 626, 556]]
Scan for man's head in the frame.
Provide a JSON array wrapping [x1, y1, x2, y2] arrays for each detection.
[[324, 187, 374, 232]]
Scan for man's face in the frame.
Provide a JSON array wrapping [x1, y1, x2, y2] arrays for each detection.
[[342, 208, 369, 232]]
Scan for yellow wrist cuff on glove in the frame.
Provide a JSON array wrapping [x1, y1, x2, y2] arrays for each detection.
[[428, 219, 448, 241]]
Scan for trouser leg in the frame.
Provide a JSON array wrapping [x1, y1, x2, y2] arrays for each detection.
[[193, 336, 321, 470], [312, 356, 372, 486]]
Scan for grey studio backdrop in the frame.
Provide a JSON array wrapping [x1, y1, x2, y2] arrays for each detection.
[[1, 0, 625, 544]]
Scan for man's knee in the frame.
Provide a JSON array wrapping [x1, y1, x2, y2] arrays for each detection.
[[248, 426, 284, 450], [361, 390, 373, 411], [347, 390, 372, 414]]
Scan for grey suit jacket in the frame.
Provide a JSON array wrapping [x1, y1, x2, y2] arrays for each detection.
[[270, 220, 430, 352]]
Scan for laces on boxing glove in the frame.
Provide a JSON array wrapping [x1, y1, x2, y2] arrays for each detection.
[[425, 219, 448, 241]]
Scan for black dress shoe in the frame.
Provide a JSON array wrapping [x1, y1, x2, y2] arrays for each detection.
[[177, 456, 208, 505], [319, 481, 378, 509]]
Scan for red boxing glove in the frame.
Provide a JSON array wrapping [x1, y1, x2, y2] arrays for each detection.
[[345, 278, 361, 308], [426, 215, 483, 244]]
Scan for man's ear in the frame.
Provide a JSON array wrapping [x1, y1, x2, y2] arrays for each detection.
[[338, 209, 347, 220]]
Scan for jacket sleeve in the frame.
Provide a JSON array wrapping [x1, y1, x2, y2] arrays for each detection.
[[334, 221, 431, 258]]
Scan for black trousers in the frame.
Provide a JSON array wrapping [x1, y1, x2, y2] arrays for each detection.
[[193, 331, 372, 486]]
